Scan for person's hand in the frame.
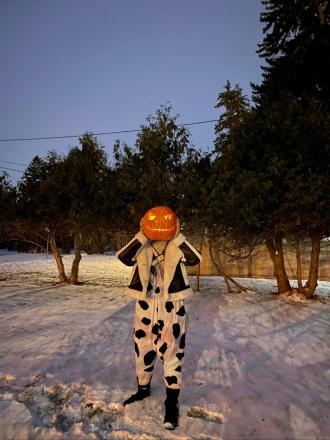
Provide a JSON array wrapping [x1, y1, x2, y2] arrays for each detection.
[[140, 216, 144, 232], [174, 217, 181, 238], [138, 217, 150, 242]]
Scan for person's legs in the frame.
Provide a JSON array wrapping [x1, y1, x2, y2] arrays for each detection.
[[157, 299, 187, 428], [158, 300, 187, 389], [123, 299, 157, 405], [135, 299, 160, 386], [164, 387, 180, 430]]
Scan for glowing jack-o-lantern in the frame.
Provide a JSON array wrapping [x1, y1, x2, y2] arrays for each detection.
[[141, 206, 177, 241]]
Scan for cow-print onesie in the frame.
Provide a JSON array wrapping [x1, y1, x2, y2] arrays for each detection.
[[133, 241, 187, 390]]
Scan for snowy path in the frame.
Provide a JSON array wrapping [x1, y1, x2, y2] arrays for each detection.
[[0, 254, 330, 439]]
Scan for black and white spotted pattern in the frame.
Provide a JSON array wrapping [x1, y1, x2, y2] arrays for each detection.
[[133, 296, 187, 390]]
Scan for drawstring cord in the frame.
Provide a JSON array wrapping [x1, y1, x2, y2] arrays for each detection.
[[151, 242, 168, 280]]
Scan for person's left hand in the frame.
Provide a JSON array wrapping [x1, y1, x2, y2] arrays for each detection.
[[174, 217, 181, 238]]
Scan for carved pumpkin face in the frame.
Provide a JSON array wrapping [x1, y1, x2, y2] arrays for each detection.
[[141, 206, 177, 241]]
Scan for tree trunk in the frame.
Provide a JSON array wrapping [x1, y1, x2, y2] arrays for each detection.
[[208, 239, 250, 293], [49, 230, 67, 283], [69, 229, 82, 285], [315, 0, 326, 25], [195, 234, 204, 291], [295, 238, 303, 292], [304, 233, 322, 299], [266, 235, 291, 294], [224, 276, 232, 294]]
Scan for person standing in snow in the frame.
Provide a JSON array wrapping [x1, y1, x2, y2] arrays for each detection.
[[116, 206, 202, 430]]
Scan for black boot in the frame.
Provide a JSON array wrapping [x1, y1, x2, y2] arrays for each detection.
[[123, 383, 151, 406], [163, 387, 180, 430]]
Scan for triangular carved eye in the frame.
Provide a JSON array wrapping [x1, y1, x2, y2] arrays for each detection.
[[149, 213, 156, 220]]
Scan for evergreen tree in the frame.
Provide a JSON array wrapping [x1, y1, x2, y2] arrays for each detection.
[[113, 105, 195, 230], [249, 0, 330, 296], [18, 153, 69, 226], [16, 134, 111, 284], [66, 133, 109, 226], [213, 93, 330, 296], [65, 133, 110, 283], [214, 80, 250, 154], [209, 101, 294, 293], [136, 105, 193, 210], [17, 152, 70, 282], [112, 140, 143, 231], [178, 150, 212, 234], [254, 0, 330, 107], [0, 172, 16, 240]]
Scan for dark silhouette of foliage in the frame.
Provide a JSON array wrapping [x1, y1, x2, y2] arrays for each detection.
[[112, 105, 196, 229], [214, 80, 250, 155], [254, 0, 330, 107], [0, 172, 16, 240]]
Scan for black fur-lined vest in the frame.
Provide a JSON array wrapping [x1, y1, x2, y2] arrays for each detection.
[[116, 231, 202, 301]]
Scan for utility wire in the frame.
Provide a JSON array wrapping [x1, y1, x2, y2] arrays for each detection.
[[0, 166, 25, 173], [0, 160, 27, 167], [0, 119, 218, 142]]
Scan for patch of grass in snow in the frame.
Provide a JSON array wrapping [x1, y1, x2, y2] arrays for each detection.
[[187, 406, 224, 424], [108, 432, 157, 440]]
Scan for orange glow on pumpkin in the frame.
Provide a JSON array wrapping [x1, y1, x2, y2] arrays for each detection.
[[141, 206, 177, 240]]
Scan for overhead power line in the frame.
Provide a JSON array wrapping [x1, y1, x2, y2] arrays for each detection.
[[0, 160, 27, 167], [0, 119, 218, 142], [0, 166, 25, 173]]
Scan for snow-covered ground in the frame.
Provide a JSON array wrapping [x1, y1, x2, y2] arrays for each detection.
[[0, 252, 330, 440]]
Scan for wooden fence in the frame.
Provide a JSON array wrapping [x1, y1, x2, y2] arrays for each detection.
[[110, 231, 330, 281], [187, 236, 330, 281]]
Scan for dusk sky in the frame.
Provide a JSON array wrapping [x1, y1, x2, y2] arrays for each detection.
[[0, 0, 264, 183]]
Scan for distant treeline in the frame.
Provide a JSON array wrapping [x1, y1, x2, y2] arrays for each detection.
[[1, 1, 329, 299]]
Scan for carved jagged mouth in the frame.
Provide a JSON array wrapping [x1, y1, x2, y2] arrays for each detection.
[[145, 227, 176, 231]]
